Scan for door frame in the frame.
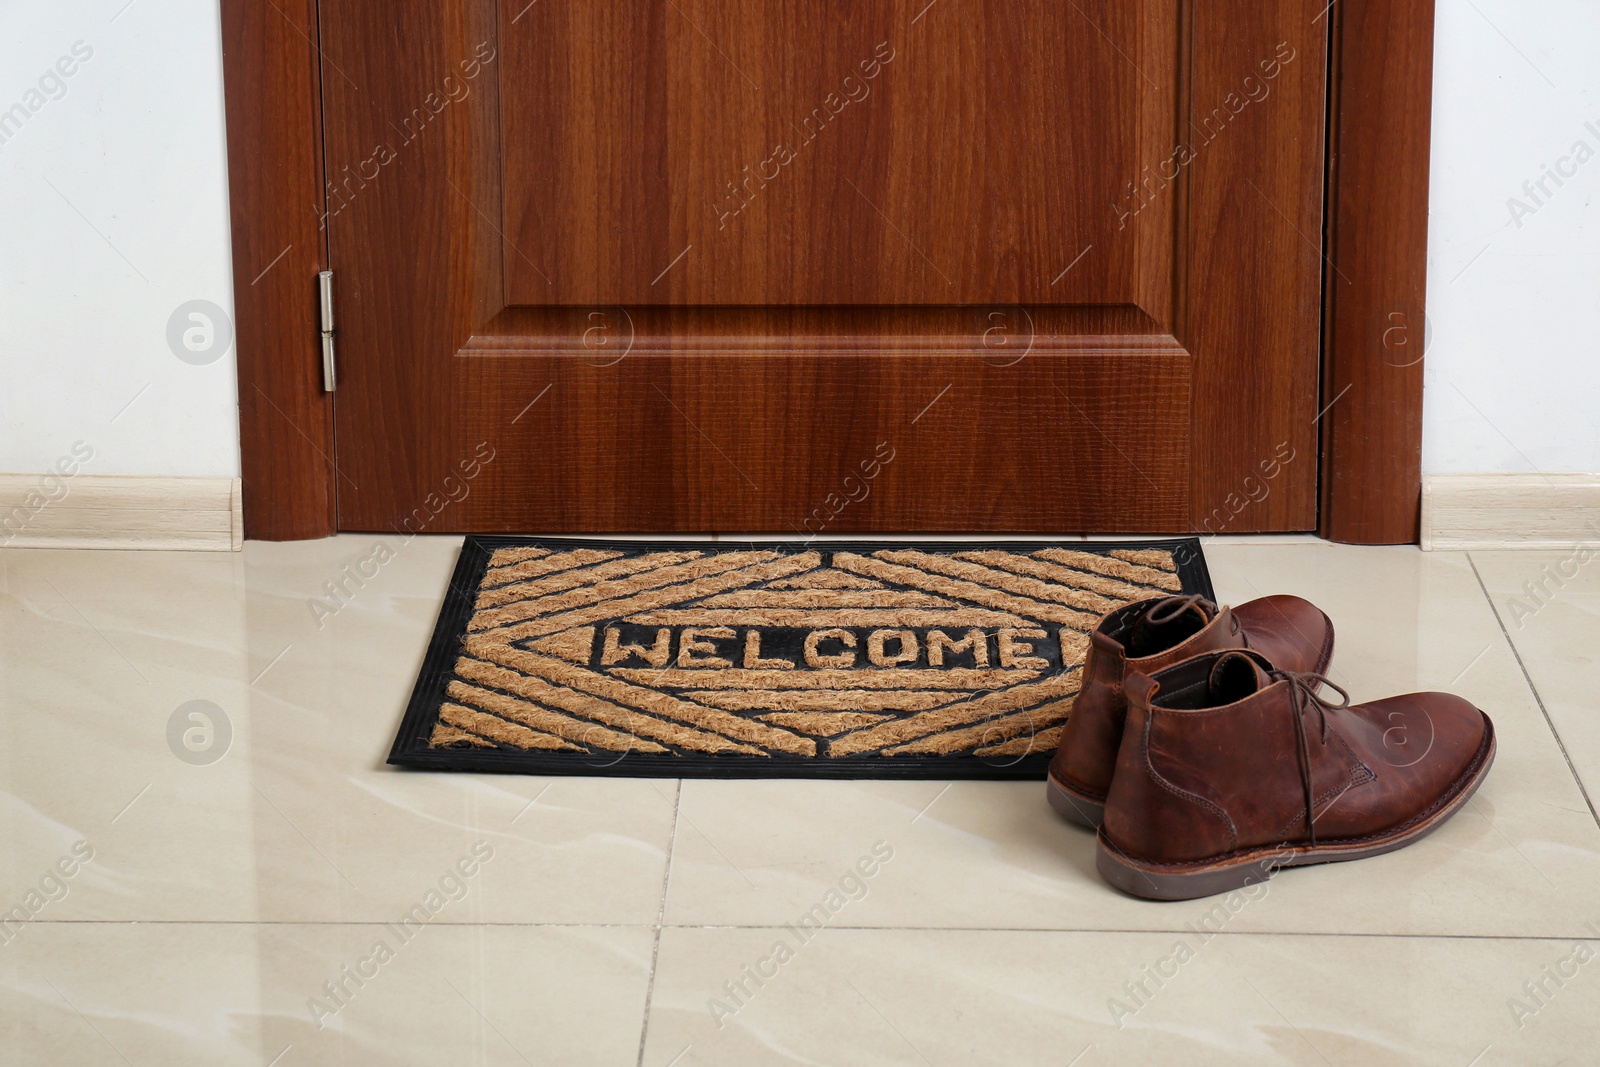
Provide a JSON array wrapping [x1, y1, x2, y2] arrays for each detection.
[[220, 0, 1433, 545]]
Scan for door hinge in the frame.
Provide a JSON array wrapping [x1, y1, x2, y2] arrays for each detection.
[[318, 269, 338, 392]]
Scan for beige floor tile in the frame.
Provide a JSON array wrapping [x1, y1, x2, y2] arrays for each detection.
[[643, 926, 1600, 1067], [664, 545, 1600, 936], [5, 534, 1600, 1064], [0, 538, 676, 924], [0, 921, 653, 1066], [1471, 549, 1600, 810]]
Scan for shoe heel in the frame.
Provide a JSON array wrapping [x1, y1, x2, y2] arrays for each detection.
[[1047, 775, 1106, 829], [1096, 832, 1285, 901]]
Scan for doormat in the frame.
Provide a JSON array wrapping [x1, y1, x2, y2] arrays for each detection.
[[389, 537, 1213, 779]]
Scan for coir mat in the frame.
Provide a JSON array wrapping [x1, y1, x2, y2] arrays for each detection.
[[389, 537, 1213, 779]]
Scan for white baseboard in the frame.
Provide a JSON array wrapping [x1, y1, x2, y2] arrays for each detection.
[[1422, 473, 1600, 550], [0, 475, 242, 551]]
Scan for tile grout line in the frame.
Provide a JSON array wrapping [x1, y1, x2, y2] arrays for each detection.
[[635, 779, 683, 1067], [7, 919, 1599, 940], [1467, 552, 1600, 830]]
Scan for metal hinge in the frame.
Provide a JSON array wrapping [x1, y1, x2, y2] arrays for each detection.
[[318, 269, 338, 392]]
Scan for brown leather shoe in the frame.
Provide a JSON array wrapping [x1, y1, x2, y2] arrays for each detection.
[[1047, 594, 1333, 828], [1096, 649, 1496, 900]]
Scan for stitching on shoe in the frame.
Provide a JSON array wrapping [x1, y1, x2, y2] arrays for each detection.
[[1329, 729, 1377, 789], [1056, 772, 1108, 803], [1128, 719, 1495, 874], [1149, 698, 1269, 718], [1272, 722, 1380, 840], [1314, 611, 1336, 674], [1054, 679, 1123, 799], [1142, 710, 1239, 852]]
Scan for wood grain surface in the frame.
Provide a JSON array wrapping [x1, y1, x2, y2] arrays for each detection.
[[220, 0, 337, 540], [305, 0, 1336, 536], [1319, 0, 1435, 544]]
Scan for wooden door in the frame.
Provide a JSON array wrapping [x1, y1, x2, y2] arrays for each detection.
[[318, 0, 1327, 534]]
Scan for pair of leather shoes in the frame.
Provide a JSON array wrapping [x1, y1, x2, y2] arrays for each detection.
[[1046, 594, 1496, 900]]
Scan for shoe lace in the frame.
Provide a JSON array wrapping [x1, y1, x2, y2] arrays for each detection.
[[1142, 592, 1217, 625], [1269, 669, 1351, 846]]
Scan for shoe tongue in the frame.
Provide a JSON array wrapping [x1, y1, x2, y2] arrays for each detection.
[[1128, 597, 1212, 657], [1207, 651, 1272, 705]]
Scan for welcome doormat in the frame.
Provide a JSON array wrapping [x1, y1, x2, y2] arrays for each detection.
[[389, 537, 1212, 779]]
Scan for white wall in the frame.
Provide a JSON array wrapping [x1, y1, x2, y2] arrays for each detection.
[[0, 0, 1587, 484], [1425, 0, 1600, 474], [0, 0, 239, 478]]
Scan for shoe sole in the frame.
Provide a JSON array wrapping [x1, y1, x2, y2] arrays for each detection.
[[1046, 773, 1105, 829], [1045, 609, 1337, 831], [1095, 713, 1496, 901]]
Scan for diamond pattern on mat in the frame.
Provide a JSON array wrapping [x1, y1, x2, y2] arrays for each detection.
[[428, 547, 1181, 760]]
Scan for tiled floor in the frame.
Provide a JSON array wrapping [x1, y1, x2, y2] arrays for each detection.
[[1, 536, 1597, 1065]]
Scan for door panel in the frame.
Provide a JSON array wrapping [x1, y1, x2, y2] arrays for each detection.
[[457, 308, 1193, 531], [320, 0, 1326, 534], [500, 1, 1165, 308]]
